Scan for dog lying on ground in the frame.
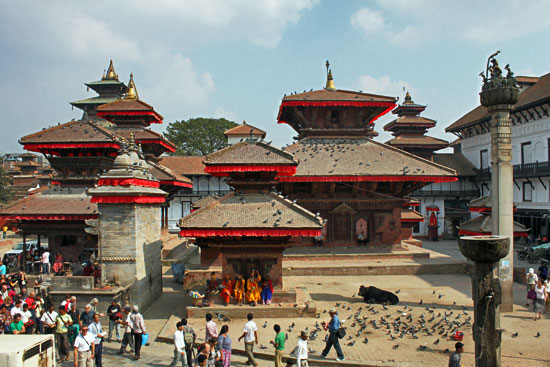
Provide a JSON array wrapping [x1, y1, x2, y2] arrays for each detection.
[[358, 285, 399, 305]]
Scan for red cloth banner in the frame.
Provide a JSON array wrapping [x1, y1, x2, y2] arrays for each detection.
[[205, 165, 297, 176], [401, 218, 424, 223], [24, 143, 120, 152], [90, 196, 165, 204], [0, 214, 97, 221], [96, 111, 163, 123], [426, 206, 440, 212], [277, 101, 396, 124], [159, 180, 193, 188], [277, 175, 457, 183], [403, 202, 420, 206], [178, 228, 322, 237], [97, 178, 160, 188]]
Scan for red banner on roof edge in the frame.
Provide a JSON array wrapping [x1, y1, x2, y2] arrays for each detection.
[[205, 165, 297, 176], [178, 228, 321, 237], [277, 175, 457, 183]]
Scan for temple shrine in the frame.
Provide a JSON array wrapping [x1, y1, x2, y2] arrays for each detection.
[[384, 92, 449, 160], [276, 67, 457, 246], [178, 140, 324, 291], [0, 61, 191, 307]]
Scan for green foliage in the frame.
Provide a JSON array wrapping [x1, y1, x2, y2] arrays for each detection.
[[0, 166, 12, 204], [163, 117, 238, 156]]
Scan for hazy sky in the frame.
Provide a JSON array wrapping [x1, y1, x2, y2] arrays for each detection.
[[1, 0, 549, 153]]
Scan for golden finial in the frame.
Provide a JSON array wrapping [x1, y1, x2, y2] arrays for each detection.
[[124, 73, 139, 100], [404, 91, 413, 104], [325, 61, 335, 91], [104, 60, 118, 80]]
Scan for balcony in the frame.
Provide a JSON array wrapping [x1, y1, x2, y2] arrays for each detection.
[[474, 161, 550, 181]]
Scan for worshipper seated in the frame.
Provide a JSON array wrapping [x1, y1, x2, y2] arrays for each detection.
[[52, 252, 64, 274], [260, 275, 273, 305], [358, 285, 399, 305]]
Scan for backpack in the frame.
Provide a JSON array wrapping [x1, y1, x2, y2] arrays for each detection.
[[184, 327, 194, 349]]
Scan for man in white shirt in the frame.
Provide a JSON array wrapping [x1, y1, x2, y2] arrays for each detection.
[[238, 313, 258, 367], [170, 321, 187, 367], [89, 313, 105, 367], [20, 303, 33, 334], [10, 299, 23, 317], [294, 331, 309, 367], [73, 325, 95, 367], [41, 305, 58, 334], [117, 306, 134, 354], [42, 251, 50, 274]]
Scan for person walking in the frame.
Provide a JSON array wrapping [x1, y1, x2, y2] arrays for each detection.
[[321, 308, 344, 361], [526, 268, 538, 306], [89, 313, 105, 367], [80, 304, 95, 327], [129, 305, 146, 360], [238, 313, 258, 367], [107, 299, 121, 342], [41, 250, 50, 275], [533, 278, 547, 320], [170, 321, 188, 367], [448, 342, 464, 367], [56, 306, 73, 362], [205, 313, 218, 343], [2, 225, 7, 240], [73, 325, 95, 367], [181, 318, 196, 367], [270, 324, 284, 367], [294, 331, 309, 367], [117, 306, 134, 355], [217, 325, 232, 367]]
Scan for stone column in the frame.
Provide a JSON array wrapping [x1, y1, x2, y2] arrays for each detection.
[[480, 55, 519, 312], [459, 235, 509, 367]]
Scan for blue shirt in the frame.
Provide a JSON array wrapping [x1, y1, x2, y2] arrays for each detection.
[[217, 333, 232, 351], [0, 264, 6, 276], [328, 314, 340, 332]]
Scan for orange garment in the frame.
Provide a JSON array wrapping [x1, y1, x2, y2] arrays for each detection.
[[253, 275, 262, 301], [234, 279, 245, 303], [246, 279, 260, 303], [221, 280, 233, 304]]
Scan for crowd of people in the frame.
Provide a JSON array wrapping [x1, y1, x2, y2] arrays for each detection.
[[208, 271, 273, 306], [526, 263, 550, 320]]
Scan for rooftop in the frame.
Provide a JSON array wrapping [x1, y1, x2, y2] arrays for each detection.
[[204, 140, 297, 166], [159, 156, 206, 176], [20, 120, 117, 145], [224, 122, 266, 138]]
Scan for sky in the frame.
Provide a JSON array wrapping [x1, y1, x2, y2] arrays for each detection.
[[1, 0, 550, 154]]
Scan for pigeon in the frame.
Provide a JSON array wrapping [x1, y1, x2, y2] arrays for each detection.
[[511, 332, 518, 338], [419, 299, 423, 305], [392, 344, 399, 350], [433, 338, 440, 345], [347, 340, 355, 346], [263, 321, 268, 328], [536, 332, 541, 337], [395, 289, 400, 294], [419, 345, 427, 351], [438, 294, 444, 299], [259, 344, 267, 350], [363, 337, 369, 344]]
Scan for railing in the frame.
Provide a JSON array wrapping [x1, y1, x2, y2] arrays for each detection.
[[473, 161, 550, 181], [413, 189, 480, 197]]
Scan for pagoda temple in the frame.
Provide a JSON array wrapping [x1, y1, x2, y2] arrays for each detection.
[[178, 140, 323, 289], [276, 67, 457, 246], [384, 92, 448, 160], [0, 62, 191, 307]]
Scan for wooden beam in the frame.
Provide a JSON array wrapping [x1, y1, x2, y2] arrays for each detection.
[[329, 182, 336, 196]]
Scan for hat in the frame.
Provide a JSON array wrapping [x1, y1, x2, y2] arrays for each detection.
[[455, 342, 464, 349], [329, 308, 336, 313], [529, 268, 534, 274]]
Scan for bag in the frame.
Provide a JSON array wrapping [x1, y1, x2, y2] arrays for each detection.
[[527, 290, 536, 300], [142, 332, 149, 345], [336, 327, 346, 339], [184, 328, 194, 349]]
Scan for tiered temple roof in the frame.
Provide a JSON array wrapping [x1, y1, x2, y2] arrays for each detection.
[[224, 121, 266, 139], [384, 92, 448, 158]]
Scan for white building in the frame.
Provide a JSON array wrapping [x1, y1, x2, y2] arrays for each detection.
[[446, 74, 550, 238]]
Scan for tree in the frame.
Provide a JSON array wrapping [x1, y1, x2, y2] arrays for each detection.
[[0, 166, 12, 204], [163, 117, 238, 156]]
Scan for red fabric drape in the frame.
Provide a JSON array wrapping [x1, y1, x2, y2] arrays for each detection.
[[468, 207, 491, 213], [90, 196, 165, 204], [277, 175, 457, 183], [402, 218, 424, 223], [159, 180, 193, 188], [458, 230, 528, 237], [97, 178, 160, 188], [24, 143, 120, 152], [429, 212, 438, 226], [0, 215, 97, 221], [136, 139, 176, 152], [96, 111, 163, 123], [205, 165, 297, 176], [403, 202, 420, 206], [51, 180, 61, 185], [178, 228, 322, 237]]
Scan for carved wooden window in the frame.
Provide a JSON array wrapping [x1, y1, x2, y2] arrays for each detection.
[[330, 110, 340, 124]]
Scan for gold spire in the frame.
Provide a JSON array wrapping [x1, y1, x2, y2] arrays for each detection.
[[103, 60, 119, 80], [124, 73, 139, 100], [404, 91, 413, 104], [325, 69, 335, 91]]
